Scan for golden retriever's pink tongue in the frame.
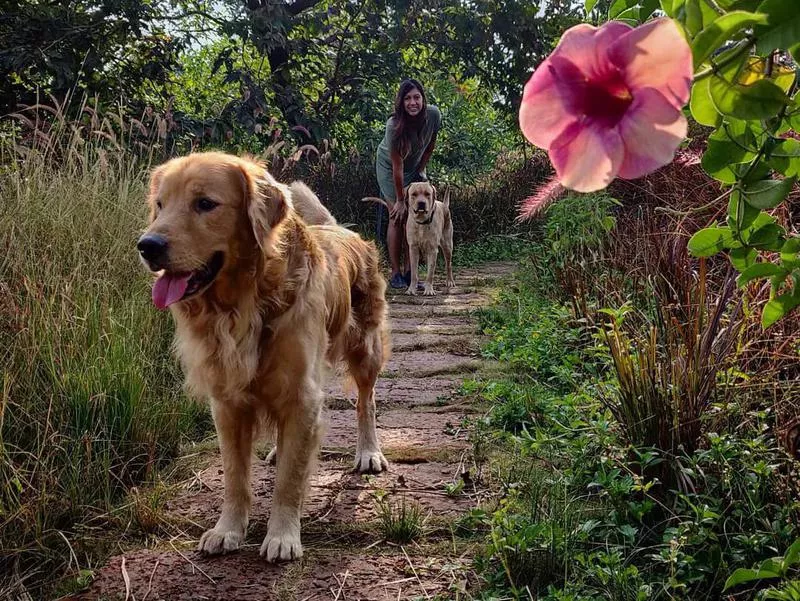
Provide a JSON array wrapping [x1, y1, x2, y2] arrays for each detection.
[[152, 273, 191, 309]]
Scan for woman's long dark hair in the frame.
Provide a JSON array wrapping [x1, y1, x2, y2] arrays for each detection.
[[392, 78, 428, 159]]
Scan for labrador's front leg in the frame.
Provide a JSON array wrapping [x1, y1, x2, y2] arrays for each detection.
[[260, 393, 322, 562], [406, 244, 420, 296], [423, 247, 439, 296], [198, 401, 255, 555]]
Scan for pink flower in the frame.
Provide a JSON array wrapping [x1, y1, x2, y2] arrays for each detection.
[[519, 18, 692, 193]]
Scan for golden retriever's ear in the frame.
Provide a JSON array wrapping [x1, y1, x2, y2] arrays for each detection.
[[147, 164, 167, 222], [238, 165, 290, 249]]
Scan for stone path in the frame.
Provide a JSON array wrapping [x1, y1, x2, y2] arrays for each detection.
[[68, 262, 516, 601]]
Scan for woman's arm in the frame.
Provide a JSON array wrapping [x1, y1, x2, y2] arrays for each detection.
[[417, 132, 438, 178], [390, 148, 406, 221]]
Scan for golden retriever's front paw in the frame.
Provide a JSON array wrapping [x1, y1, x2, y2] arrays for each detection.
[[260, 528, 302, 562], [198, 527, 244, 555], [423, 284, 436, 296], [354, 449, 388, 473]]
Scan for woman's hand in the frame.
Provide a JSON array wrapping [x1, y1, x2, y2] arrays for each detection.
[[390, 199, 406, 222]]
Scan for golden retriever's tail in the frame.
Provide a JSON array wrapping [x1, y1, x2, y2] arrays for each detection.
[[289, 181, 337, 225]]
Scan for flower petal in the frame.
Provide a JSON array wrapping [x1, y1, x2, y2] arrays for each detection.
[[549, 121, 624, 193], [617, 87, 688, 180], [519, 56, 583, 149], [554, 22, 633, 80], [608, 17, 692, 110]]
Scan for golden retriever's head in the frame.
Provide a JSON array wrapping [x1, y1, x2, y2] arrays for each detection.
[[406, 181, 437, 221], [137, 151, 290, 309]]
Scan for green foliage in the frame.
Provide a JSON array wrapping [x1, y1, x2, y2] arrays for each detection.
[[725, 538, 800, 599], [473, 272, 798, 599], [452, 235, 537, 268], [542, 192, 619, 270], [0, 132, 208, 594], [470, 195, 799, 599], [479, 295, 583, 388], [374, 494, 428, 544]]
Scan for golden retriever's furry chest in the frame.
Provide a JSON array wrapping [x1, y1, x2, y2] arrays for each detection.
[[174, 309, 264, 402]]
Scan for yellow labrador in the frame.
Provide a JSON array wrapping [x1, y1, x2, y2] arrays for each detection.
[[403, 182, 455, 296], [362, 182, 455, 296]]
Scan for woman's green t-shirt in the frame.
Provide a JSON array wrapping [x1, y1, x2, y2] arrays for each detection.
[[375, 105, 442, 201]]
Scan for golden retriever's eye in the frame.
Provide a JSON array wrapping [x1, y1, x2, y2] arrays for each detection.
[[196, 197, 219, 213]]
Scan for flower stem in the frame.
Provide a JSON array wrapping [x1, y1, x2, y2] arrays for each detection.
[[693, 38, 755, 82]]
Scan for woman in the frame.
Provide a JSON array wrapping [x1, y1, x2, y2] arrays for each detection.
[[375, 78, 441, 289]]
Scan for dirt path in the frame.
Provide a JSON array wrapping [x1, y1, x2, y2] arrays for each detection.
[[70, 262, 515, 601]]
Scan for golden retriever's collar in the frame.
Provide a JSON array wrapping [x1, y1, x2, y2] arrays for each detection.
[[414, 201, 437, 225]]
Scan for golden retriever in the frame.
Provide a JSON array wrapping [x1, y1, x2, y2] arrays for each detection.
[[363, 182, 454, 296], [137, 151, 389, 562]]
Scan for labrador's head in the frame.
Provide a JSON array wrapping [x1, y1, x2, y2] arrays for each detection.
[[137, 152, 289, 309], [406, 181, 437, 221]]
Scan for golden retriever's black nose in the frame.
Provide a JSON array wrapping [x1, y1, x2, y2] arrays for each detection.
[[137, 234, 168, 264]]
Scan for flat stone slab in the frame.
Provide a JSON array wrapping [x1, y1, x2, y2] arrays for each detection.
[[323, 409, 469, 452], [391, 316, 476, 335], [326, 375, 463, 408], [383, 350, 482, 377], [165, 462, 346, 530]]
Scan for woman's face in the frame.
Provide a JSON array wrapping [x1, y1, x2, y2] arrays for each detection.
[[403, 87, 423, 117]]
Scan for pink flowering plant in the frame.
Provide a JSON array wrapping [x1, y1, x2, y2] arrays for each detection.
[[520, 0, 800, 327]]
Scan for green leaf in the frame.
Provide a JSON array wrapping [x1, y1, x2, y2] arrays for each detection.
[[685, 0, 720, 36], [730, 246, 758, 270], [750, 223, 785, 248], [640, 0, 661, 19], [710, 75, 792, 120], [737, 262, 787, 286], [769, 139, 800, 177], [615, 6, 641, 21], [742, 177, 796, 209], [609, 0, 639, 18], [690, 78, 721, 126], [692, 11, 769, 69], [702, 138, 756, 183], [724, 567, 781, 590], [585, 0, 599, 12], [784, 538, 800, 568], [755, 0, 800, 54], [660, 0, 687, 17], [728, 190, 761, 230], [688, 226, 736, 256], [718, 0, 763, 7], [763, 293, 800, 328]]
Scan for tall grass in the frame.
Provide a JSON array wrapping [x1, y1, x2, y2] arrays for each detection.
[[0, 116, 205, 595]]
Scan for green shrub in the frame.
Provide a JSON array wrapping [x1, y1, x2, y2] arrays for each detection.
[[0, 134, 207, 595]]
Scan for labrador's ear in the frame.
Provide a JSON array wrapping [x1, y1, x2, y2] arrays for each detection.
[[238, 164, 291, 249], [146, 163, 167, 222]]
